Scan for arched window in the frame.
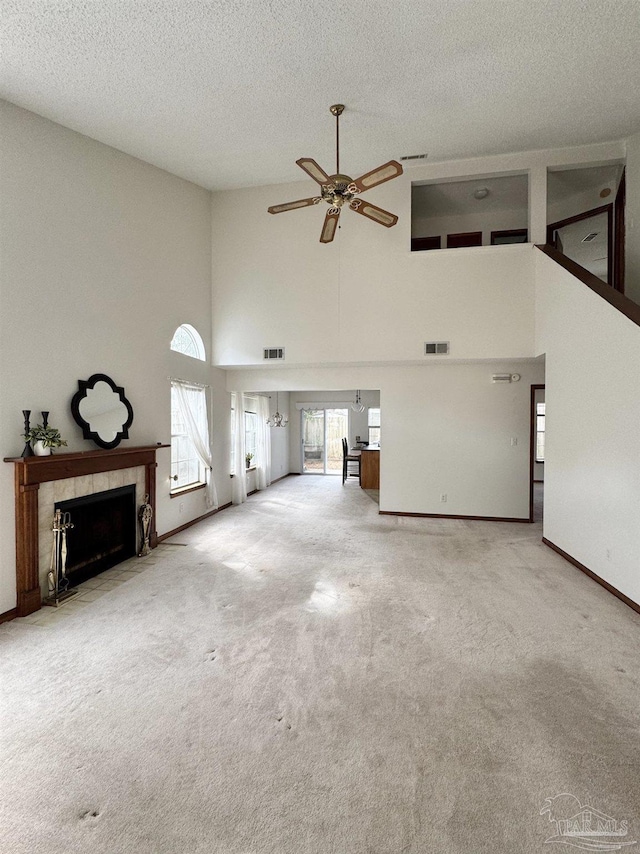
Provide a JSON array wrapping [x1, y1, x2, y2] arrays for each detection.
[[170, 324, 206, 361]]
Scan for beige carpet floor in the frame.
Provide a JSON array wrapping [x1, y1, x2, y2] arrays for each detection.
[[1, 475, 638, 853]]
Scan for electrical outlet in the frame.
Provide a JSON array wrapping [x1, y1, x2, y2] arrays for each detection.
[[179, 502, 184, 514], [440, 493, 447, 503], [511, 437, 518, 446]]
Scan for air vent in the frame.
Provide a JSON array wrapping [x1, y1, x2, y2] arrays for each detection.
[[263, 347, 285, 361], [581, 232, 598, 243], [492, 374, 512, 383], [424, 341, 450, 355], [401, 153, 428, 161]]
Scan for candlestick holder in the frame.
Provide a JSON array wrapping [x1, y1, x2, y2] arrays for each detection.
[[21, 410, 34, 458]]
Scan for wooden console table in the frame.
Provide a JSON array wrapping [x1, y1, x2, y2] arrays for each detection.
[[359, 446, 380, 490], [4, 445, 167, 617]]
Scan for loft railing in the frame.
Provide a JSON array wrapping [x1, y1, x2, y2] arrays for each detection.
[[536, 244, 640, 330]]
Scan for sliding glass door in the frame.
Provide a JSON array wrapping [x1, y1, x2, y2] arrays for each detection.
[[301, 408, 348, 474]]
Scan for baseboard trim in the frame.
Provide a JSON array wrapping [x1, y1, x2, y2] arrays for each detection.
[[0, 608, 17, 625], [271, 472, 297, 484], [380, 511, 530, 523], [542, 537, 640, 616], [158, 502, 233, 542]]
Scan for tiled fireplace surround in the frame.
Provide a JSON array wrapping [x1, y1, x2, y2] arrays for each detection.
[[37, 467, 147, 593], [4, 446, 164, 617]]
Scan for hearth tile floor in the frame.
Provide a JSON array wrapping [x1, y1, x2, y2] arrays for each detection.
[[16, 555, 157, 627]]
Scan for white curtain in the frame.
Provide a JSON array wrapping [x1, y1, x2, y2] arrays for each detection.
[[231, 392, 247, 505], [255, 395, 272, 490], [172, 381, 218, 509]]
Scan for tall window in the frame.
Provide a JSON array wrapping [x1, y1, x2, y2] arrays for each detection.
[[536, 402, 546, 463], [170, 324, 206, 361], [368, 407, 381, 445], [230, 396, 258, 470], [244, 407, 258, 463], [171, 383, 206, 490]]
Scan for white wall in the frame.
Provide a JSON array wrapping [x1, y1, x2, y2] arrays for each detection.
[[225, 362, 543, 520], [626, 132, 640, 305], [212, 177, 535, 366], [0, 101, 229, 614], [211, 141, 624, 369], [535, 250, 640, 605], [268, 391, 291, 480]]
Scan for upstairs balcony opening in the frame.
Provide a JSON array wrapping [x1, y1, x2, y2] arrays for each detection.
[[547, 163, 625, 291], [411, 174, 528, 252]]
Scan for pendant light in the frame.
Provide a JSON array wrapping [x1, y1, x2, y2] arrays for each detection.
[[267, 392, 288, 427], [351, 390, 365, 413]]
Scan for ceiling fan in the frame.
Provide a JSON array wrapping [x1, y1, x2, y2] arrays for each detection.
[[268, 104, 403, 244]]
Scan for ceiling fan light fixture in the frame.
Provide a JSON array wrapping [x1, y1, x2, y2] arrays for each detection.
[[268, 105, 403, 243]]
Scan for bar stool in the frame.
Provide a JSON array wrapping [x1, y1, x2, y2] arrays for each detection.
[[342, 438, 361, 484]]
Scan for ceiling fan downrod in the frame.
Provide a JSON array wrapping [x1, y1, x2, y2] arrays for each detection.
[[330, 104, 345, 175]]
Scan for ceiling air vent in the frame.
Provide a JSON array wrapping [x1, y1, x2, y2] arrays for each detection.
[[424, 341, 450, 355], [263, 347, 285, 361], [401, 153, 428, 162], [581, 232, 598, 243]]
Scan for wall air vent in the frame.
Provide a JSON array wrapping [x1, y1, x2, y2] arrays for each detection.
[[424, 341, 450, 355], [492, 374, 513, 383], [581, 232, 598, 243], [263, 347, 285, 361]]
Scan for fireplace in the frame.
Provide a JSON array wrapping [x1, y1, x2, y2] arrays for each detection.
[[4, 445, 167, 617], [55, 485, 137, 585]]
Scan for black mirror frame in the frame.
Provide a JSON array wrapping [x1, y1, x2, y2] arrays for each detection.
[[71, 373, 134, 450]]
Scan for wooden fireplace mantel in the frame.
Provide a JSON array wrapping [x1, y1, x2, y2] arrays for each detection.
[[4, 444, 168, 617]]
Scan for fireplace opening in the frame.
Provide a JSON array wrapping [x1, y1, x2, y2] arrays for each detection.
[[54, 485, 137, 585]]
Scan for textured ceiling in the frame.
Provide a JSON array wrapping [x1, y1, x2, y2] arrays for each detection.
[[2, 1, 640, 190]]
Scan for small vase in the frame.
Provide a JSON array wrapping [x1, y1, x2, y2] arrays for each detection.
[[33, 441, 51, 456]]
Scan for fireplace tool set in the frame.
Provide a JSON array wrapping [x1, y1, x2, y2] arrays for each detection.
[[44, 509, 78, 607]]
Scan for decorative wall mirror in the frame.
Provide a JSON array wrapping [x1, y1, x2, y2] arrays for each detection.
[[71, 374, 134, 449]]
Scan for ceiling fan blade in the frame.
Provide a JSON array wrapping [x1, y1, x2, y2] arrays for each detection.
[[352, 160, 403, 193], [296, 158, 331, 185], [320, 208, 340, 243], [268, 197, 319, 214], [349, 199, 398, 228]]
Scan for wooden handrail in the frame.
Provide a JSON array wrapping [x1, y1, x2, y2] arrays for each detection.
[[536, 244, 640, 329]]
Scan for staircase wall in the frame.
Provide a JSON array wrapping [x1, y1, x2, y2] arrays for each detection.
[[535, 249, 640, 606]]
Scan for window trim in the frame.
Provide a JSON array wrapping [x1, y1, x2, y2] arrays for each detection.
[[169, 483, 206, 498]]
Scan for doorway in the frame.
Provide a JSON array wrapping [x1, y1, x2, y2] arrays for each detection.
[[301, 408, 348, 475]]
